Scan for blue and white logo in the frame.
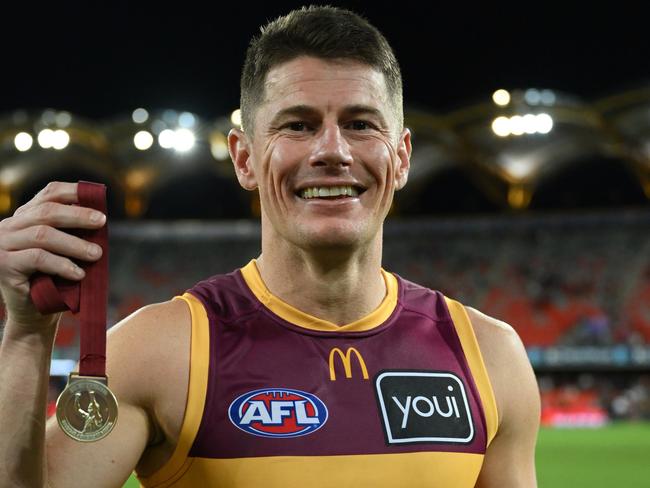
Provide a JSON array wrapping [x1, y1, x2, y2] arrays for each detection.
[[228, 388, 328, 438]]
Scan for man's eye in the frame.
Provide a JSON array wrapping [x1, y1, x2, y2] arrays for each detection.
[[285, 122, 307, 131], [349, 120, 372, 130]]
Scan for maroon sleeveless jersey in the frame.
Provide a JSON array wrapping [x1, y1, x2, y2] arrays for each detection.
[[139, 260, 498, 487]]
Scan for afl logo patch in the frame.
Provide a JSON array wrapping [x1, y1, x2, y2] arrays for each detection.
[[228, 388, 328, 438]]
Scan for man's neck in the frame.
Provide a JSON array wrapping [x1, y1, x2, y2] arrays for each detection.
[[255, 235, 386, 326]]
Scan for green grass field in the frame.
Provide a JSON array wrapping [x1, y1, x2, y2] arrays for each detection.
[[536, 422, 650, 487], [123, 422, 650, 487]]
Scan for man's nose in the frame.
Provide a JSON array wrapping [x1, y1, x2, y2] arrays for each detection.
[[309, 124, 353, 168]]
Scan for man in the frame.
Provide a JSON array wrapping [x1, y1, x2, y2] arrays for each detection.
[[0, 6, 539, 487]]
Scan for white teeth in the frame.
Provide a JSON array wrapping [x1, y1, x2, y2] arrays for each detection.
[[300, 185, 360, 199]]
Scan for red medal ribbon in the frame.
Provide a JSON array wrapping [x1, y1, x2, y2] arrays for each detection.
[[30, 181, 108, 378]]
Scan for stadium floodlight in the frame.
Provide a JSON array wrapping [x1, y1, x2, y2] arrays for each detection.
[[491, 116, 511, 137], [178, 112, 196, 128], [231, 109, 242, 127], [524, 89, 542, 105], [132, 108, 149, 124], [158, 129, 176, 149], [14, 132, 33, 152], [37, 129, 55, 149], [174, 128, 195, 152], [156, 128, 195, 152], [492, 89, 510, 106], [502, 155, 536, 180], [491, 113, 555, 138], [536, 113, 554, 134], [55, 111, 72, 128], [134, 130, 154, 150], [41, 109, 56, 125], [522, 114, 538, 134], [210, 132, 229, 160], [0, 166, 26, 187], [510, 115, 525, 136], [540, 90, 556, 106], [52, 130, 70, 150]]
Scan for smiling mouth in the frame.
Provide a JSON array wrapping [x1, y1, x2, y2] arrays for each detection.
[[298, 185, 365, 199]]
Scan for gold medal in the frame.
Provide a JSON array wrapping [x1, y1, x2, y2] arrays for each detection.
[[31, 183, 117, 442], [56, 374, 118, 442]]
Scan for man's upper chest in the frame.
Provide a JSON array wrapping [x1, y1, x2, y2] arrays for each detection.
[[191, 308, 488, 459]]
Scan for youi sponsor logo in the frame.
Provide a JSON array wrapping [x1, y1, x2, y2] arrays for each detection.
[[375, 371, 475, 444], [228, 388, 328, 438]]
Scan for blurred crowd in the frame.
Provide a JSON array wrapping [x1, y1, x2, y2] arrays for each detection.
[[3, 211, 650, 423], [384, 213, 650, 347], [538, 373, 650, 425]]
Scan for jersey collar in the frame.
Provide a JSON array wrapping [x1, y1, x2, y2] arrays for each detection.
[[240, 259, 398, 333]]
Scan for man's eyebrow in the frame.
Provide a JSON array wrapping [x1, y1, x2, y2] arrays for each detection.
[[269, 105, 320, 125], [269, 104, 389, 126], [341, 105, 388, 125]]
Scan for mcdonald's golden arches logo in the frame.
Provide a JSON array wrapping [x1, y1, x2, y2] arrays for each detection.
[[328, 347, 369, 381]]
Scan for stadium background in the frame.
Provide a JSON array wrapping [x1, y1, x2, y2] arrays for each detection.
[[0, 1, 649, 486]]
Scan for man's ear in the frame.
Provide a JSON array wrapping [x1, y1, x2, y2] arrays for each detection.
[[394, 128, 412, 190], [229, 128, 258, 190]]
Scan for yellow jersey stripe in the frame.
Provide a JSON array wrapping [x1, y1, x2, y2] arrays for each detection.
[[444, 297, 499, 446], [156, 451, 484, 487], [138, 294, 210, 487]]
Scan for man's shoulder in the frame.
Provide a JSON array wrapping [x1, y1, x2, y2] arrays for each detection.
[[464, 305, 528, 380], [106, 299, 191, 404], [465, 306, 519, 347], [109, 299, 190, 345], [463, 306, 539, 430]]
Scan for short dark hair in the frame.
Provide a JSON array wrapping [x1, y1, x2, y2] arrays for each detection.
[[240, 5, 403, 133]]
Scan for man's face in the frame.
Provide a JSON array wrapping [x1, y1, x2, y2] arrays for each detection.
[[231, 56, 411, 252]]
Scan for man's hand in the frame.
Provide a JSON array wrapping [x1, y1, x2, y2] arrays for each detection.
[[0, 181, 105, 332]]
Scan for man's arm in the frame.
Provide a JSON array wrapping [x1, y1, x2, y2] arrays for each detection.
[[0, 299, 188, 488], [0, 181, 104, 487], [44, 299, 190, 487], [0, 317, 58, 487], [467, 307, 540, 488], [0, 182, 190, 487]]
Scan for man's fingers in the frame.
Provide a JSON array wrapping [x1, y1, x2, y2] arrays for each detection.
[[14, 181, 80, 216], [33, 181, 80, 205], [9, 202, 105, 231], [0, 181, 93, 322], [0, 226, 102, 263], [9, 248, 85, 282]]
